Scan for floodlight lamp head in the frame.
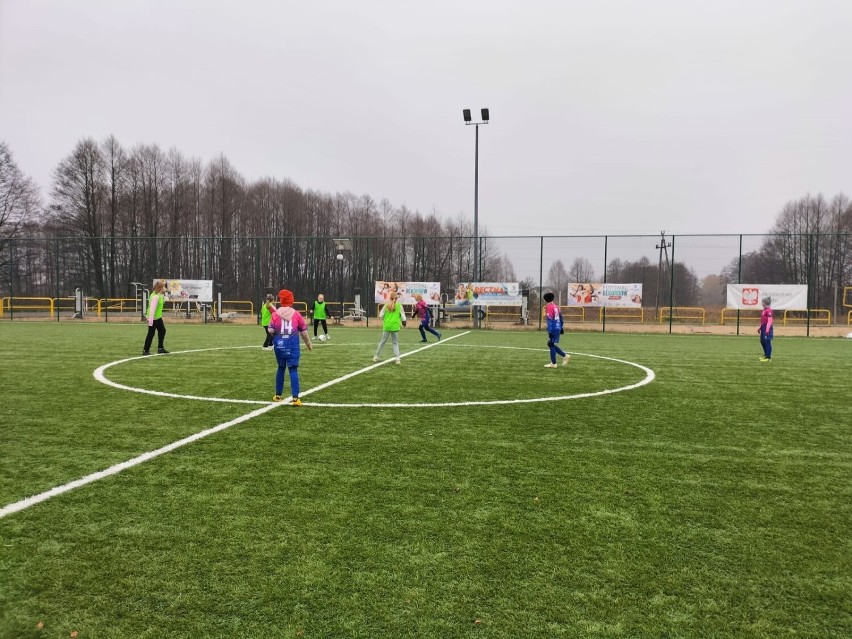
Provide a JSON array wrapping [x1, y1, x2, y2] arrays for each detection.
[[462, 109, 472, 123], [481, 108, 489, 122]]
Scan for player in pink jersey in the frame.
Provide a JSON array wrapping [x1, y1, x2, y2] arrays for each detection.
[[758, 296, 774, 362], [412, 294, 441, 342], [269, 289, 313, 405]]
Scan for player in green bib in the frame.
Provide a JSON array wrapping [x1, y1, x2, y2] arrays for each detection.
[[261, 294, 275, 349], [373, 291, 407, 364], [142, 280, 169, 355], [312, 293, 331, 341]]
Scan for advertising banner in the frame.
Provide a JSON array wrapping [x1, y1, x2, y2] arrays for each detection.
[[563, 283, 643, 308], [453, 283, 522, 306], [158, 279, 214, 303], [374, 281, 441, 305], [726, 284, 808, 310]]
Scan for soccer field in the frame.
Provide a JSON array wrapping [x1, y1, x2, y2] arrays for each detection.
[[1, 323, 850, 638]]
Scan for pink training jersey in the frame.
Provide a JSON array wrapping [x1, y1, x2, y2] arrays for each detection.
[[760, 306, 773, 332], [269, 308, 307, 337], [415, 299, 430, 320]]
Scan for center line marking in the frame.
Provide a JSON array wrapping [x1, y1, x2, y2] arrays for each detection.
[[1, 332, 470, 519]]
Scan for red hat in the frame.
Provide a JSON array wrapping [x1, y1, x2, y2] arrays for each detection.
[[278, 289, 294, 306]]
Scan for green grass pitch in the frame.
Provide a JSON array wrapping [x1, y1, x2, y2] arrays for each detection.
[[1, 322, 850, 638]]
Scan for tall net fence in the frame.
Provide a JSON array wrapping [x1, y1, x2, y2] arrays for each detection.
[[2, 233, 850, 329]]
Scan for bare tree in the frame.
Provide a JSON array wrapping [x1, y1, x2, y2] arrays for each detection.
[[546, 259, 570, 300], [568, 257, 595, 282], [0, 141, 42, 239], [51, 138, 107, 295], [0, 142, 42, 295]]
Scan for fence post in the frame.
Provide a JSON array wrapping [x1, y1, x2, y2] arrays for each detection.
[[538, 236, 544, 331], [602, 235, 608, 333], [55, 238, 61, 322], [668, 235, 676, 334]]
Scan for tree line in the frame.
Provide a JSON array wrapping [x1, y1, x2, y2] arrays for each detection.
[[1, 138, 850, 312]]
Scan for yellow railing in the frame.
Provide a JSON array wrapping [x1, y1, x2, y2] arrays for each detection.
[[101, 298, 140, 314], [561, 306, 585, 323], [848, 310, 852, 325], [485, 305, 523, 327], [783, 309, 831, 326], [0, 296, 56, 317], [600, 307, 644, 323], [214, 300, 254, 318], [721, 308, 762, 325], [659, 306, 706, 324]]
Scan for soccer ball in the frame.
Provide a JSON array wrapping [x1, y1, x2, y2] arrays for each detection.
[[318, 334, 327, 342]]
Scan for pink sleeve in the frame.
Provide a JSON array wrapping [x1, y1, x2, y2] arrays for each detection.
[[269, 312, 281, 331], [295, 311, 307, 332]]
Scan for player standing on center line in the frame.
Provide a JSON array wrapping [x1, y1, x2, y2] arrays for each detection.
[[543, 291, 570, 368], [269, 289, 313, 405]]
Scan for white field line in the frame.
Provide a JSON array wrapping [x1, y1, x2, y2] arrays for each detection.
[[307, 354, 655, 408], [0, 403, 278, 519], [0, 333, 469, 519]]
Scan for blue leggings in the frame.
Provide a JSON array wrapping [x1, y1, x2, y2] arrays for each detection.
[[760, 332, 773, 359], [276, 365, 300, 398], [548, 332, 566, 363]]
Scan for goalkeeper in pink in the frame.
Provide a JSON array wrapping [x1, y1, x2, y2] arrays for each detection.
[[758, 296, 774, 362]]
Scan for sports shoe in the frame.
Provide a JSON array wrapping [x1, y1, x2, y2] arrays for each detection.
[[562, 354, 571, 366], [142, 350, 151, 356], [420, 339, 428, 343], [272, 395, 282, 402], [437, 332, 442, 340], [157, 348, 170, 354], [325, 334, 330, 340], [759, 356, 771, 362], [544, 363, 558, 368], [395, 358, 402, 365], [290, 397, 302, 406], [372, 356, 379, 363]]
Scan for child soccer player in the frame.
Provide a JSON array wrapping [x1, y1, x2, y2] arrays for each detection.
[[543, 291, 570, 368], [142, 280, 169, 355], [412, 294, 441, 342], [261, 294, 275, 349], [268, 289, 313, 405], [758, 296, 774, 361], [312, 293, 331, 341], [373, 291, 406, 364]]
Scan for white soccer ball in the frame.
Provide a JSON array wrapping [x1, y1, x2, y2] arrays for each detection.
[[318, 334, 327, 342]]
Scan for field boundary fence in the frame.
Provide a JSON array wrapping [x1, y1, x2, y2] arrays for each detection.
[[2, 233, 850, 335]]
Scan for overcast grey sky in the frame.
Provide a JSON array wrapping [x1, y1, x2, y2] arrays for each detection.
[[1, 0, 850, 237]]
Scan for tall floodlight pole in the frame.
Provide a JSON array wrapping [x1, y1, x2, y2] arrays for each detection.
[[655, 231, 671, 319], [462, 108, 489, 327]]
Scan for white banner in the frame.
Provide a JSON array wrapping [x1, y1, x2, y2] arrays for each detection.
[[374, 281, 441, 305], [159, 279, 214, 303], [454, 283, 522, 306], [564, 283, 643, 308], [726, 284, 808, 310]]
